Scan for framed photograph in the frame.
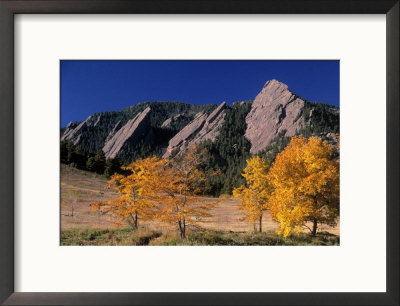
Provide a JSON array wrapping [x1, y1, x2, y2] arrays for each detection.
[[0, 0, 398, 305]]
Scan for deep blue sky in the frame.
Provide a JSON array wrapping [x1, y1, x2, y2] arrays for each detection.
[[61, 60, 339, 127]]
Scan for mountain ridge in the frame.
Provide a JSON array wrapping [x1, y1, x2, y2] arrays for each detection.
[[61, 80, 339, 165]]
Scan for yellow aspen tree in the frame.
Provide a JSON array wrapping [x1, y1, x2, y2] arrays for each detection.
[[91, 157, 160, 230], [233, 156, 271, 232], [268, 136, 339, 237], [153, 146, 218, 240]]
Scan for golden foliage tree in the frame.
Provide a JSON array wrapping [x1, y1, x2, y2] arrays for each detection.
[[233, 156, 271, 232], [268, 136, 339, 237], [91, 147, 218, 239], [91, 157, 160, 230], [153, 146, 218, 240]]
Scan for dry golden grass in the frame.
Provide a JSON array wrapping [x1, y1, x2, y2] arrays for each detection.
[[60, 164, 339, 235], [61, 164, 121, 229]]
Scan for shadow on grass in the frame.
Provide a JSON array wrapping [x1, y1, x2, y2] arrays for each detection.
[[61, 227, 162, 246]]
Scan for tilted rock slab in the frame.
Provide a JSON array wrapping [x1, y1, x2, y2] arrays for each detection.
[[245, 79, 305, 154], [103, 107, 151, 159], [61, 116, 93, 145], [163, 102, 226, 158], [61, 121, 80, 142], [105, 120, 122, 143], [161, 114, 183, 128]]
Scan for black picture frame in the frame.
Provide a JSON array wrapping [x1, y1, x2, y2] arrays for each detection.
[[0, 1, 398, 305]]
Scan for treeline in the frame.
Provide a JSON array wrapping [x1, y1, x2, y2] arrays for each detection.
[[60, 140, 123, 177], [123, 101, 217, 128], [300, 101, 339, 135]]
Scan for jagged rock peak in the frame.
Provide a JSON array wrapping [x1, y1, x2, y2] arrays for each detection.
[[66, 121, 79, 129], [245, 80, 305, 154], [163, 102, 226, 158], [102, 107, 151, 159], [263, 79, 289, 91], [256, 79, 294, 105]]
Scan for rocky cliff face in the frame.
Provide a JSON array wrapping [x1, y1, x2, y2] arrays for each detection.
[[105, 120, 122, 143], [163, 102, 226, 158], [61, 81, 339, 164], [245, 79, 306, 154], [61, 101, 217, 163], [61, 116, 95, 145], [161, 114, 182, 128], [61, 122, 79, 143], [103, 107, 152, 159]]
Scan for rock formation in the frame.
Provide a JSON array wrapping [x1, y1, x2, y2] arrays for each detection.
[[102, 107, 151, 159], [161, 114, 183, 128], [245, 79, 305, 154], [163, 102, 226, 158], [61, 81, 339, 164], [61, 116, 94, 145], [105, 120, 122, 143]]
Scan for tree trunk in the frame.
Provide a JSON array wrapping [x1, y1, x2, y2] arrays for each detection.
[[130, 192, 139, 230], [178, 219, 186, 240], [131, 213, 138, 230], [312, 218, 318, 236], [183, 217, 186, 239], [259, 215, 262, 232], [71, 204, 74, 217], [134, 212, 138, 229]]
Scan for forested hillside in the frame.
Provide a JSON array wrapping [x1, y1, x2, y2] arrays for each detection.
[[61, 80, 339, 196]]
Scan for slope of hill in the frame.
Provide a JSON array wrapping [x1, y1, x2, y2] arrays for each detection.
[[61, 101, 218, 159]]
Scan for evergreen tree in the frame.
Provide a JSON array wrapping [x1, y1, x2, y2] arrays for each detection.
[[86, 157, 96, 172], [104, 157, 123, 177], [60, 140, 68, 163], [93, 150, 106, 174], [71, 145, 86, 169]]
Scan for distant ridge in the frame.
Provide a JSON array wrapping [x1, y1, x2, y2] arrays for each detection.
[[61, 80, 339, 164]]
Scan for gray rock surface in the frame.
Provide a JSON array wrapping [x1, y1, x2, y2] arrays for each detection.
[[105, 120, 122, 143], [245, 80, 305, 154], [161, 114, 183, 128], [163, 102, 226, 158], [102, 107, 151, 159], [61, 116, 93, 145]]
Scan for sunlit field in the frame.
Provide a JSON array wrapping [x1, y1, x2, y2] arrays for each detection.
[[61, 164, 339, 246]]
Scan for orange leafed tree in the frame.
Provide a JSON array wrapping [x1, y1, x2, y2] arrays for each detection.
[[233, 156, 272, 232], [153, 146, 218, 240], [91, 157, 160, 230], [268, 136, 339, 237]]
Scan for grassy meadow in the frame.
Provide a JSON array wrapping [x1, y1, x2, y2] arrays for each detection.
[[61, 164, 339, 246]]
